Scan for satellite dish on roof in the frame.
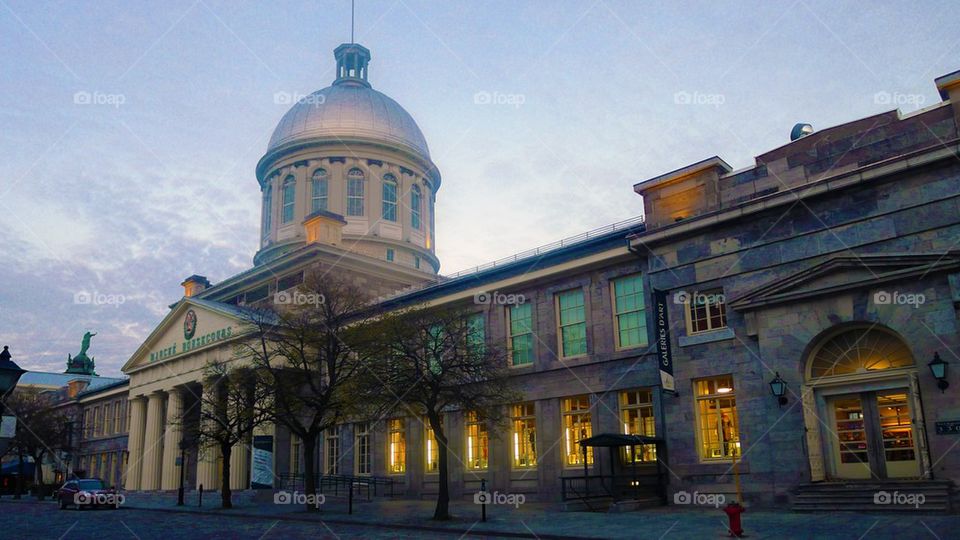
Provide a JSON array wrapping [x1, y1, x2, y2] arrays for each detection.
[[791, 123, 814, 141]]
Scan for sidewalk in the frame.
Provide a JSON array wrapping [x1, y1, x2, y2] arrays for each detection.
[[115, 492, 960, 539]]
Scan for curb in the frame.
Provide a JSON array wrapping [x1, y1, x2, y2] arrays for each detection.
[[120, 504, 596, 540]]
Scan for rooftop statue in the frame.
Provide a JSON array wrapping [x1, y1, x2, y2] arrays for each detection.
[[66, 331, 98, 376]]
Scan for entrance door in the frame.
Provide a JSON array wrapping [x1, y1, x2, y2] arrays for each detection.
[[828, 390, 919, 479]]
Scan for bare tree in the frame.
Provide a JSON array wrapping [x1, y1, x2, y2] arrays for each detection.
[[6, 388, 70, 498], [237, 271, 386, 512], [373, 303, 516, 520], [188, 360, 272, 508]]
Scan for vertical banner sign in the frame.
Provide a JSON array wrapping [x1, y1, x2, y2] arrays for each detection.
[[251, 435, 274, 489], [653, 289, 676, 393]]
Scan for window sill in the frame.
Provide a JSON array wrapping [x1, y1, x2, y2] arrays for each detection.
[[678, 327, 735, 347], [509, 362, 535, 370]]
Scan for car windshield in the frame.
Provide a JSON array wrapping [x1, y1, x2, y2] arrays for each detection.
[[78, 479, 104, 490]]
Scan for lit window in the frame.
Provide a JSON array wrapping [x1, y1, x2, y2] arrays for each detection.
[[386, 248, 394, 262], [281, 175, 296, 224], [612, 275, 647, 349], [507, 303, 534, 366], [464, 412, 488, 470], [425, 418, 441, 473], [382, 174, 398, 221], [557, 289, 586, 357], [411, 184, 422, 229], [355, 422, 371, 476], [262, 180, 273, 236], [325, 427, 340, 475], [620, 389, 656, 462], [686, 290, 727, 334], [694, 375, 740, 460], [562, 396, 593, 466], [511, 403, 537, 468], [347, 168, 365, 216], [388, 419, 405, 474], [311, 169, 328, 213]]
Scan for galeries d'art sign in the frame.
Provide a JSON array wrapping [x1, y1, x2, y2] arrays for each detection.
[[149, 309, 235, 363]]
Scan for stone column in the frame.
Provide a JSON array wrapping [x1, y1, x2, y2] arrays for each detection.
[[124, 397, 147, 490], [160, 389, 184, 490], [197, 444, 221, 492], [230, 438, 251, 490], [140, 392, 166, 490]]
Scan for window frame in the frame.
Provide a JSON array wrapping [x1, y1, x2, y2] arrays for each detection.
[[611, 274, 648, 350], [411, 184, 422, 230], [684, 289, 727, 335], [346, 168, 365, 216], [381, 174, 398, 222], [511, 403, 537, 469], [387, 418, 406, 474], [507, 302, 534, 367], [281, 175, 296, 224], [311, 168, 328, 213], [561, 395, 594, 467], [424, 418, 441, 474], [464, 411, 488, 471], [693, 375, 740, 462], [324, 427, 340, 475], [556, 288, 587, 358], [262, 180, 273, 237], [355, 422, 371, 476], [619, 388, 657, 463]]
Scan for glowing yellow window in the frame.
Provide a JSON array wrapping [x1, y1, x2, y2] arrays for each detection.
[[511, 403, 537, 468], [388, 419, 406, 474], [694, 376, 740, 460], [562, 396, 593, 466]]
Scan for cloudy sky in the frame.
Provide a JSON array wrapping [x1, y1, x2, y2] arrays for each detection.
[[1, 0, 957, 376]]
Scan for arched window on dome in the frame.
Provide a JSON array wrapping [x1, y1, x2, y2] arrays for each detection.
[[382, 174, 398, 222], [262, 179, 273, 238], [311, 169, 328, 213], [411, 184, 422, 230], [347, 168, 365, 216], [281, 175, 296, 224]]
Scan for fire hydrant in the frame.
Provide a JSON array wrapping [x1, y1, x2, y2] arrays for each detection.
[[723, 502, 745, 537]]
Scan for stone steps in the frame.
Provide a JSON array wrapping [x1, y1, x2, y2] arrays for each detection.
[[792, 481, 953, 513]]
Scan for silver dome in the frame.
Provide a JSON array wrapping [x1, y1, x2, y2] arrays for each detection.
[[267, 84, 431, 160]]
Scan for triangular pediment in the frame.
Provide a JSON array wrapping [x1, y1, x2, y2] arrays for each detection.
[[729, 252, 960, 311], [122, 297, 258, 373]]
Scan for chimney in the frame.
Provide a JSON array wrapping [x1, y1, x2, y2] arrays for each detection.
[[181, 275, 211, 297], [67, 379, 89, 398]]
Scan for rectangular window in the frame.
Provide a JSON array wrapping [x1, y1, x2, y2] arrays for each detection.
[[347, 178, 364, 216], [562, 396, 593, 466], [557, 289, 587, 357], [291, 435, 302, 476], [425, 419, 440, 474], [687, 290, 727, 334], [415, 256, 421, 269], [511, 403, 537, 468], [114, 400, 123, 433], [104, 403, 113, 435], [325, 427, 340, 475], [388, 419, 406, 474], [507, 303, 534, 366], [382, 180, 397, 221], [620, 389, 656, 462], [612, 274, 648, 349], [311, 174, 328, 213], [467, 313, 485, 355], [282, 177, 296, 224], [464, 412, 488, 470], [355, 422, 371, 476], [386, 248, 394, 262], [95, 406, 103, 437], [262, 186, 272, 237], [694, 375, 740, 460]]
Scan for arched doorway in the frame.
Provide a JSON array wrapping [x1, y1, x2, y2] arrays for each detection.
[[803, 325, 927, 480]]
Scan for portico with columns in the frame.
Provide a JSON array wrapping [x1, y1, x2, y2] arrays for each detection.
[[121, 298, 258, 492]]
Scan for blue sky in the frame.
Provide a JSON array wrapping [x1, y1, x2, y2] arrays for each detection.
[[1, 0, 958, 376]]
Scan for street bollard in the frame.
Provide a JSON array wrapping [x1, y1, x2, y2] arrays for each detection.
[[481, 478, 487, 522], [198, 484, 203, 508]]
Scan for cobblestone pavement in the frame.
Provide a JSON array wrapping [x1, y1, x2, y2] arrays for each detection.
[[3, 497, 960, 539]]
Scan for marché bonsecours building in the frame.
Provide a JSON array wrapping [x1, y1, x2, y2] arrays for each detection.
[[120, 43, 960, 511]]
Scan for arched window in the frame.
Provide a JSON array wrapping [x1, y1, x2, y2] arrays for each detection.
[[311, 169, 328, 213], [281, 175, 296, 224], [262, 179, 273, 237], [808, 327, 914, 379], [347, 168, 365, 216], [411, 184, 422, 230], [382, 174, 398, 222]]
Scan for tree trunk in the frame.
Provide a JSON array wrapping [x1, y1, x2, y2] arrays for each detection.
[[220, 443, 233, 509], [431, 414, 450, 521], [302, 436, 319, 512]]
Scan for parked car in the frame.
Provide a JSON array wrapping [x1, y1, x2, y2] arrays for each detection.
[[56, 478, 121, 510]]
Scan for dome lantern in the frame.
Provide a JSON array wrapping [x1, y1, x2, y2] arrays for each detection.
[[333, 43, 371, 88]]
